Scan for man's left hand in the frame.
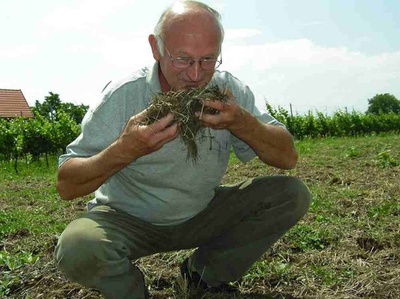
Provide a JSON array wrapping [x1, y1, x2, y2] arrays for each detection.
[[197, 94, 246, 131]]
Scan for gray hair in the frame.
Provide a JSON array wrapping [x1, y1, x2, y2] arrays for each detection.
[[154, 0, 224, 56]]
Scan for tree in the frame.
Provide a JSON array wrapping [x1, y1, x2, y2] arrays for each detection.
[[366, 93, 400, 115], [32, 92, 89, 124], [32, 92, 62, 120], [61, 102, 89, 124]]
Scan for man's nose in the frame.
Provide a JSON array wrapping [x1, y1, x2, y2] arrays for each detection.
[[186, 61, 202, 82]]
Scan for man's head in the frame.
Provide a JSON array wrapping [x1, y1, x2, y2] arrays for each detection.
[[149, 1, 224, 91]]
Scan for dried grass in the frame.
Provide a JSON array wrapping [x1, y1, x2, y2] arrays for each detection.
[[141, 85, 228, 161]]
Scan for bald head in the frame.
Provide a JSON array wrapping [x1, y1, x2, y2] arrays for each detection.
[[148, 0, 223, 91], [154, 1, 224, 54]]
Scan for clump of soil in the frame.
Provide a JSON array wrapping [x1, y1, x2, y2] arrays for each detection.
[[142, 85, 229, 161]]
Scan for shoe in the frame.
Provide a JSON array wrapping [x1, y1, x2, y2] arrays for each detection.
[[180, 258, 239, 293]]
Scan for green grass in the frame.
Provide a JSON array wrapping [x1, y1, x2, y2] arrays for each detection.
[[1, 134, 399, 298]]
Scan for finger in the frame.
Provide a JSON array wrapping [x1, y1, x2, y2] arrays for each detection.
[[162, 123, 179, 141], [152, 122, 179, 145], [130, 108, 149, 123], [223, 88, 234, 99], [149, 113, 174, 132], [147, 126, 155, 135], [202, 98, 225, 111], [196, 112, 220, 126]]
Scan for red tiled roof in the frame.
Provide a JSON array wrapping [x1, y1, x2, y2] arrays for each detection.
[[0, 89, 34, 118]]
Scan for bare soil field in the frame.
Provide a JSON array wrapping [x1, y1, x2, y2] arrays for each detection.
[[1, 134, 399, 298]]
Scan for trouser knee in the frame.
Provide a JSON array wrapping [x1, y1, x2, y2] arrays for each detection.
[[254, 175, 311, 221], [54, 219, 105, 286], [285, 176, 312, 219]]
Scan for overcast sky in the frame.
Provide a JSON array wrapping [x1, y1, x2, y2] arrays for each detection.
[[1, 0, 399, 115]]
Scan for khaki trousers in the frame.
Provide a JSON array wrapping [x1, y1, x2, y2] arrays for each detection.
[[55, 176, 311, 299]]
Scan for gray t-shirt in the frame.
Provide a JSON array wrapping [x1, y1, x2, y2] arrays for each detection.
[[59, 63, 284, 225]]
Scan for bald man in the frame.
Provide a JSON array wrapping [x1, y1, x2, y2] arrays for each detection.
[[55, 1, 311, 298]]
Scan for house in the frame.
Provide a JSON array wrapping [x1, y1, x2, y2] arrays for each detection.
[[0, 89, 34, 118]]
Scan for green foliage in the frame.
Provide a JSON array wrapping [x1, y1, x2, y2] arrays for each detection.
[[61, 102, 89, 124], [375, 150, 398, 168], [0, 210, 28, 239], [366, 93, 400, 115], [0, 112, 81, 172], [0, 249, 39, 296], [345, 146, 361, 158], [265, 104, 400, 140], [309, 264, 356, 286], [245, 258, 292, 285], [0, 92, 85, 171], [2, 94, 400, 172], [0, 115, 80, 158], [368, 200, 400, 219], [0, 250, 39, 271], [32, 92, 88, 124], [32, 92, 61, 120], [285, 224, 334, 251], [51, 111, 81, 152], [0, 119, 15, 161]]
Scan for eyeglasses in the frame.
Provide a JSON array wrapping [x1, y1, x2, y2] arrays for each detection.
[[158, 38, 222, 71]]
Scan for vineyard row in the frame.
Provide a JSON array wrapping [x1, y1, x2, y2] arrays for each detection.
[[1, 107, 399, 164]]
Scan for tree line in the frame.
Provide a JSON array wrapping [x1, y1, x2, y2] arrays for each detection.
[[1, 92, 399, 172], [0, 93, 87, 172], [267, 93, 400, 139]]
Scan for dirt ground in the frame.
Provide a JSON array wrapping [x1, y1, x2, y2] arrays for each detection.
[[1, 135, 399, 298]]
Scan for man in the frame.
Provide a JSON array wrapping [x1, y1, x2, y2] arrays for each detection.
[[55, 1, 311, 298]]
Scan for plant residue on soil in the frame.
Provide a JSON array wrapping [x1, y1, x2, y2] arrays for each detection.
[[141, 85, 229, 161]]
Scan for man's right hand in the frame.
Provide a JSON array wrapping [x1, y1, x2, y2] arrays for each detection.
[[116, 110, 179, 164], [57, 109, 179, 200]]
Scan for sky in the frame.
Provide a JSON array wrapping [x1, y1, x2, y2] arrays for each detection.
[[1, 0, 399, 115]]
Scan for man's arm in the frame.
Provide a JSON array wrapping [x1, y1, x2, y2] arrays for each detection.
[[57, 112, 179, 200], [198, 99, 298, 169]]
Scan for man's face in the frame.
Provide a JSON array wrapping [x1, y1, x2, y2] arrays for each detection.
[[150, 13, 222, 91]]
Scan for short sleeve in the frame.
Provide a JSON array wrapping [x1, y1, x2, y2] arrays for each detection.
[[212, 71, 286, 163]]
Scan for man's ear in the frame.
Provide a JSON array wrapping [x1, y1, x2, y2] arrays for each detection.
[[148, 34, 161, 61]]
